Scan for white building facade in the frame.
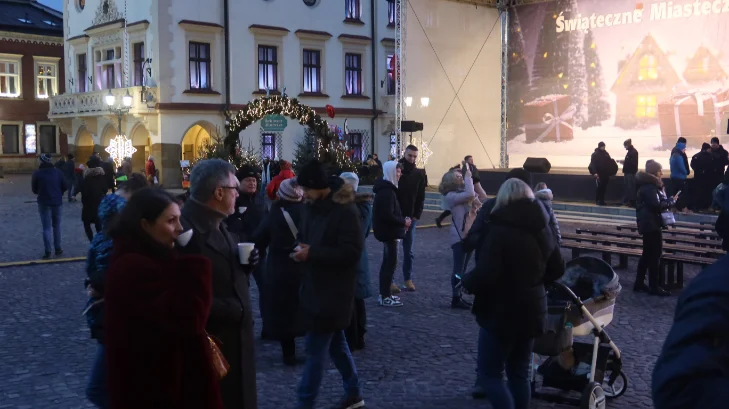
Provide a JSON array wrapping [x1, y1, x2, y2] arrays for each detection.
[[50, 0, 399, 187]]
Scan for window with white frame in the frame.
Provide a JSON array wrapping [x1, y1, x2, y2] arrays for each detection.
[[0, 55, 21, 98], [39, 125, 57, 154], [345, 53, 362, 95], [258, 45, 278, 91], [345, 0, 361, 20], [189, 42, 211, 90], [1, 124, 20, 154], [388, 0, 396, 26], [94, 47, 122, 90], [302, 49, 321, 93], [35, 61, 58, 99]]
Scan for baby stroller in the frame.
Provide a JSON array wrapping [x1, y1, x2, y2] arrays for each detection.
[[531, 257, 627, 409]]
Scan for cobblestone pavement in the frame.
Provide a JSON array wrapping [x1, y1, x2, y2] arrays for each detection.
[[0, 174, 700, 408]]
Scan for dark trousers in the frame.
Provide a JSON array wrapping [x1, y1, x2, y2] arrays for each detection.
[[451, 242, 467, 297], [476, 327, 534, 409], [596, 176, 609, 205], [379, 240, 398, 297], [345, 298, 366, 349], [671, 178, 687, 210], [694, 177, 713, 210], [281, 338, 296, 358], [636, 230, 663, 289], [84, 220, 102, 241], [623, 173, 636, 205]]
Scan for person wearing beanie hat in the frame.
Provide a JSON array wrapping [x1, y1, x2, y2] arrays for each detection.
[[709, 137, 729, 201], [292, 159, 366, 409], [635, 160, 677, 296], [32, 153, 68, 258], [252, 176, 305, 366], [266, 160, 295, 201], [505, 167, 532, 187], [691, 143, 715, 210], [589, 142, 618, 206], [340, 171, 374, 350], [670, 142, 690, 211], [622, 139, 639, 207]]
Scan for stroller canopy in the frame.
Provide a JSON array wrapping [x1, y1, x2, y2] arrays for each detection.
[[557, 257, 621, 302]]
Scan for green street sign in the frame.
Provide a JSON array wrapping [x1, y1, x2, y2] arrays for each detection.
[[261, 114, 288, 131]]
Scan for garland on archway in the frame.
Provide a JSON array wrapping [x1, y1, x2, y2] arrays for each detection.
[[226, 95, 356, 173]]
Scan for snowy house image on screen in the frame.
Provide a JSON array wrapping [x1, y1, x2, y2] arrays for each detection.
[[683, 46, 728, 85], [610, 34, 681, 129]]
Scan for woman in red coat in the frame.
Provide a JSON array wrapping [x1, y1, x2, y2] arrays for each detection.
[[104, 188, 222, 409], [266, 160, 295, 200]]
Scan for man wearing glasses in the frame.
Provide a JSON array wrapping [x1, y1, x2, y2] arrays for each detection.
[[179, 159, 259, 409]]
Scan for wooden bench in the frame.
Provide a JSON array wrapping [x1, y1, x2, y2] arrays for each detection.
[[661, 253, 716, 290], [563, 232, 724, 259], [576, 228, 722, 249], [616, 224, 720, 240], [671, 221, 715, 231], [560, 239, 643, 265]]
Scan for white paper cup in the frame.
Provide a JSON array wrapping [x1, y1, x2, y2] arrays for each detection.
[[238, 206, 247, 214], [238, 242, 255, 264], [176, 229, 193, 247]]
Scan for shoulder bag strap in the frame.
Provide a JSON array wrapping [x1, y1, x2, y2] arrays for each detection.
[[281, 208, 299, 240]]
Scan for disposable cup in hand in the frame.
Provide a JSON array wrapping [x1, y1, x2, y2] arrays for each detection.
[[238, 243, 255, 265], [176, 229, 193, 247]]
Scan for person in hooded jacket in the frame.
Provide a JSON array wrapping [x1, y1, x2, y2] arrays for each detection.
[[691, 143, 714, 211], [254, 178, 306, 366], [534, 182, 562, 244], [710, 136, 729, 193], [588, 142, 618, 206], [669, 142, 690, 212], [292, 160, 365, 409], [373, 161, 410, 307], [101, 158, 116, 193], [652, 253, 729, 409], [63, 154, 77, 201], [635, 160, 677, 296], [84, 173, 148, 409], [340, 172, 374, 350], [622, 139, 639, 207], [462, 178, 565, 408], [441, 163, 478, 310], [265, 160, 295, 200], [82, 157, 108, 241], [32, 154, 68, 259]]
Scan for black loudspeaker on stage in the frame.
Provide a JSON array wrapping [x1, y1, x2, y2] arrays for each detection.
[[523, 157, 551, 174], [401, 121, 424, 133]]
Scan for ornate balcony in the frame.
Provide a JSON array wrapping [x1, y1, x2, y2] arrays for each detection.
[[48, 86, 158, 118]]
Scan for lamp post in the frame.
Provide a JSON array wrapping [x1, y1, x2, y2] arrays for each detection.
[[104, 89, 135, 168], [105, 89, 133, 133]]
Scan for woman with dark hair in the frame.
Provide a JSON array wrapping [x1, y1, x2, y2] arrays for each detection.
[[104, 188, 221, 409], [83, 172, 148, 408]]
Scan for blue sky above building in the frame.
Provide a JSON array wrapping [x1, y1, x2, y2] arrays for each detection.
[[39, 0, 63, 12]]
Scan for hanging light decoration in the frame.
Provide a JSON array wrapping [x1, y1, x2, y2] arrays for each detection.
[[105, 134, 137, 168]]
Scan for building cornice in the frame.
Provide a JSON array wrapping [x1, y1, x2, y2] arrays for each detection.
[[179, 20, 224, 33], [338, 34, 372, 45], [295, 29, 333, 41], [0, 30, 62, 46], [249, 25, 290, 37]]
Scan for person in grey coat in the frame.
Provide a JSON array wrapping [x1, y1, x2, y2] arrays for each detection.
[[177, 159, 260, 409], [534, 182, 562, 244]]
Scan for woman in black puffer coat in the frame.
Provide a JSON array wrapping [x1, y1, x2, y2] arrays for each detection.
[[81, 158, 108, 241], [462, 178, 564, 409], [635, 160, 676, 296]]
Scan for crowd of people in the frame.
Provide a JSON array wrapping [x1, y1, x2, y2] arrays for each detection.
[[27, 135, 729, 409]]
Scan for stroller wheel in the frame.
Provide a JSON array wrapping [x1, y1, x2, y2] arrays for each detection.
[[580, 382, 606, 409], [603, 370, 628, 399]]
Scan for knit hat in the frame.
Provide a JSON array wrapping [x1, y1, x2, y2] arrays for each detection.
[[236, 165, 258, 181], [339, 172, 360, 191], [277, 178, 303, 202], [505, 168, 532, 187], [711, 136, 720, 144], [297, 160, 329, 189], [702, 142, 712, 151], [675, 142, 686, 151], [39, 154, 52, 163], [623, 139, 632, 147], [598, 141, 606, 149], [645, 159, 662, 176], [87, 156, 101, 168], [677, 137, 687, 144]]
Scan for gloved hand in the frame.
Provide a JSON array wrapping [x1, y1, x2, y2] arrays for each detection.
[[248, 248, 260, 267]]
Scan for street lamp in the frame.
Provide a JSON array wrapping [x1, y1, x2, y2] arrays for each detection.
[[105, 89, 136, 167], [105, 89, 133, 134]]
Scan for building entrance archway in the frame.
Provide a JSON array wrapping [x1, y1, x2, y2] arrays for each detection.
[[76, 127, 94, 165], [130, 124, 151, 173], [181, 122, 215, 162]]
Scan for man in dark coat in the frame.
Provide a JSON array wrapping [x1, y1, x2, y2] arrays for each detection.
[[691, 143, 714, 210], [652, 254, 729, 409], [622, 139, 639, 207], [588, 141, 618, 206], [395, 144, 427, 292], [62, 154, 76, 201], [292, 160, 365, 409], [710, 136, 729, 198], [178, 159, 259, 409], [100, 158, 116, 193], [32, 154, 67, 258], [81, 157, 107, 241]]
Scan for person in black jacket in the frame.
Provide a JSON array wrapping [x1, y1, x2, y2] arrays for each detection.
[[710, 137, 729, 198], [691, 143, 714, 210], [462, 178, 565, 405], [588, 142, 618, 206], [81, 157, 108, 241], [100, 158, 116, 193], [635, 160, 676, 296], [32, 154, 68, 258], [652, 254, 729, 409], [63, 154, 76, 201], [373, 161, 410, 307], [395, 145, 427, 292], [622, 139, 639, 207], [293, 160, 365, 409]]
